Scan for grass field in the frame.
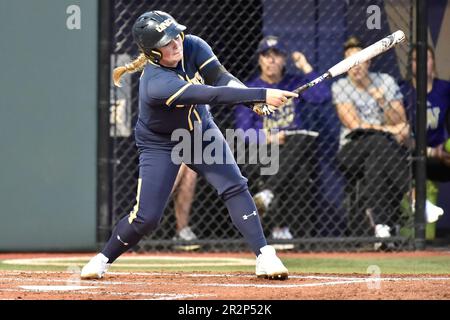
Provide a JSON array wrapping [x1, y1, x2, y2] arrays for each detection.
[[1, 253, 450, 274]]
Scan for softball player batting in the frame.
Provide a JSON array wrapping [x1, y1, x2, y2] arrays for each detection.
[[81, 10, 295, 280]]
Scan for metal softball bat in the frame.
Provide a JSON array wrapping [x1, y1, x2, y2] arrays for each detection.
[[293, 30, 406, 96]]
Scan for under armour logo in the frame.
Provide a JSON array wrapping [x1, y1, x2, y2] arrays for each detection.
[[117, 235, 129, 246], [243, 211, 257, 220]]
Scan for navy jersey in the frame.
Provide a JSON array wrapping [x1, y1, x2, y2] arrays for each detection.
[[137, 35, 215, 135], [135, 35, 266, 143], [401, 78, 450, 147]]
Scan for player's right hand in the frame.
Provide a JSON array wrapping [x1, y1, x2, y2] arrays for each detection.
[[266, 89, 298, 107]]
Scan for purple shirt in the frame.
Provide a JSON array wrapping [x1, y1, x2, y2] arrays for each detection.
[[234, 72, 332, 143], [401, 78, 450, 147]]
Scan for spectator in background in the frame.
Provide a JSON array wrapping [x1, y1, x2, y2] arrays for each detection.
[[172, 163, 198, 242], [234, 36, 331, 242], [400, 45, 450, 223], [331, 36, 410, 246]]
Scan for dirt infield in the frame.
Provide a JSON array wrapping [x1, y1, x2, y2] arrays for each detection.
[[1, 252, 450, 300]]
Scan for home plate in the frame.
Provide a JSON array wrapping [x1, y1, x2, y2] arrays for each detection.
[[20, 285, 98, 292]]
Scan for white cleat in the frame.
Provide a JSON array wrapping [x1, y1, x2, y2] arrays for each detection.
[[374, 224, 392, 251], [375, 224, 391, 238], [253, 189, 274, 218], [255, 245, 289, 280], [80, 253, 111, 280], [425, 200, 444, 223]]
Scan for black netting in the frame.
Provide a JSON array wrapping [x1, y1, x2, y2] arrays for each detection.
[[107, 0, 415, 252]]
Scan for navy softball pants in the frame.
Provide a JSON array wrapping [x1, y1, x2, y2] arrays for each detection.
[[102, 120, 267, 262]]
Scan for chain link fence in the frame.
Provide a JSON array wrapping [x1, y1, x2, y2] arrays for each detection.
[[107, 0, 416, 252]]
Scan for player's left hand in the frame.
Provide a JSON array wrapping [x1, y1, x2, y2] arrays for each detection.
[[265, 89, 298, 107]]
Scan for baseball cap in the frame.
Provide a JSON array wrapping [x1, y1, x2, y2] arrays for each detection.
[[257, 36, 287, 55]]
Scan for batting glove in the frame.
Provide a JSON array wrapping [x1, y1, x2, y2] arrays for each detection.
[[252, 103, 277, 116]]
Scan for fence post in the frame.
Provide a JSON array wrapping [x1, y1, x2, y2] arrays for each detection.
[[414, 0, 427, 250], [97, 0, 112, 247]]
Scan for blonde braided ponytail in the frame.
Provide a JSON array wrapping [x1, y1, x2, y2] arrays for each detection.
[[113, 53, 148, 87]]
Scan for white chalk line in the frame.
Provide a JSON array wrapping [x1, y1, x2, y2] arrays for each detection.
[[1, 270, 450, 293], [2, 270, 450, 282], [0, 272, 216, 300], [1, 270, 450, 299], [0, 288, 214, 300], [3, 273, 450, 286], [0, 276, 146, 286], [20, 285, 99, 291], [195, 279, 370, 288]]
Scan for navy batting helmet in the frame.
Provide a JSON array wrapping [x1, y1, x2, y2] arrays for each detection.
[[132, 11, 186, 62]]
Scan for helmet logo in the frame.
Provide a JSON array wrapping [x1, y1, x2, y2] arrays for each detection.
[[155, 18, 173, 32]]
